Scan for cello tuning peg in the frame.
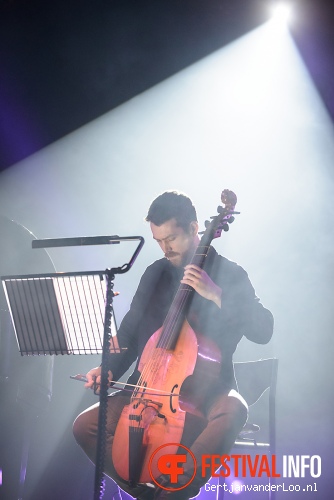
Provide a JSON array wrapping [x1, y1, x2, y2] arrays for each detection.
[[222, 224, 229, 232], [217, 205, 224, 214], [204, 220, 211, 228], [228, 216, 235, 224]]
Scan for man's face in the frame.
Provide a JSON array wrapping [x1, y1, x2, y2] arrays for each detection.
[[150, 218, 198, 267]]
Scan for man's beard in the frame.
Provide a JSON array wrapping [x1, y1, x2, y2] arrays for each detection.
[[165, 250, 194, 267]]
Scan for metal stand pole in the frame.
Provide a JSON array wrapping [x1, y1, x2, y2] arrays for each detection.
[[94, 271, 115, 500]]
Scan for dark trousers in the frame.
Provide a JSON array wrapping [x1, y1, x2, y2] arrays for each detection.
[[73, 389, 247, 499]]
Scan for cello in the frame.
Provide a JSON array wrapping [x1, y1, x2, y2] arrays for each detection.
[[112, 190, 238, 486]]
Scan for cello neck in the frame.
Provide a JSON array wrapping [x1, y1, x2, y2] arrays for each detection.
[[157, 234, 212, 351]]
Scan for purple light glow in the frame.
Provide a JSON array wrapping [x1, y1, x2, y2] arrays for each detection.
[[230, 480, 243, 495]]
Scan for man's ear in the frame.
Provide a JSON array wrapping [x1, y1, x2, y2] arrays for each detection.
[[190, 221, 198, 235]]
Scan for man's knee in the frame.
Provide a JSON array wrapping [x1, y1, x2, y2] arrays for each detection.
[[228, 388, 247, 405], [73, 412, 87, 446], [211, 390, 247, 417], [228, 389, 248, 428], [72, 406, 98, 447]]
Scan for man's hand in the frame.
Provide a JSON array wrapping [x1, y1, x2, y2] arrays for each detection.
[[84, 366, 113, 393], [181, 264, 222, 308]]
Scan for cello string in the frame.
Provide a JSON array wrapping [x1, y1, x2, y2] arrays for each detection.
[[136, 283, 190, 386], [160, 242, 211, 348]]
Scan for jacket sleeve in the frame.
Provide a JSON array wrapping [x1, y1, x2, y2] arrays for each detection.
[[106, 263, 160, 381], [219, 264, 274, 345]]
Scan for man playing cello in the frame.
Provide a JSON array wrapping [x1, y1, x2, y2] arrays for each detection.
[[73, 190, 274, 499]]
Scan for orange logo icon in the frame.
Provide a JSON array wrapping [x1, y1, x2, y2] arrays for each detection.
[[149, 443, 197, 491]]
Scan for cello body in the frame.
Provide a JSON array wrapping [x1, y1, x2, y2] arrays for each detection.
[[112, 319, 222, 484]]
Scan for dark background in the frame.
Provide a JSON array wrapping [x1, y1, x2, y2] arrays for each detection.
[[1, 0, 334, 171]]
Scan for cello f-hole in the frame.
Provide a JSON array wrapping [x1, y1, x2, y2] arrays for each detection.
[[170, 384, 179, 413]]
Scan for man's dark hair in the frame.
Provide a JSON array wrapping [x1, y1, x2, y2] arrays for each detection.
[[145, 191, 197, 231]]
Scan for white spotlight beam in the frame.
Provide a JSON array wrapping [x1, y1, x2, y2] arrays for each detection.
[[271, 2, 293, 25]]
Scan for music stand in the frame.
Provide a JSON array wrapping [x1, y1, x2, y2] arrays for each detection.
[[1, 234, 145, 500]]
